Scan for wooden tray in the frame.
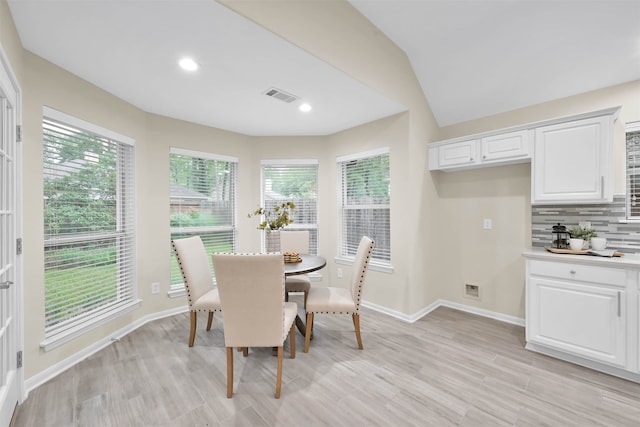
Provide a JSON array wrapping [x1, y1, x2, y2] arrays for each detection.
[[544, 246, 624, 257]]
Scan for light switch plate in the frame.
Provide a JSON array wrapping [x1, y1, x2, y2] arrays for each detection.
[[483, 218, 492, 230]]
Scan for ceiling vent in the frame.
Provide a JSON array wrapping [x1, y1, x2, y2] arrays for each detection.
[[264, 87, 298, 103]]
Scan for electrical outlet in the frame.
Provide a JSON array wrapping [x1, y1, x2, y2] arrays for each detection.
[[151, 282, 160, 295], [337, 268, 343, 278], [483, 218, 492, 230]]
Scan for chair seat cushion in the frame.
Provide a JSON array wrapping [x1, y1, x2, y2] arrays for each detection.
[[306, 287, 356, 313], [285, 275, 311, 293], [192, 287, 221, 311], [284, 302, 298, 331]]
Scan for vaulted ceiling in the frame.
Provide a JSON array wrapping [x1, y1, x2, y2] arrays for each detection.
[[8, 0, 640, 135]]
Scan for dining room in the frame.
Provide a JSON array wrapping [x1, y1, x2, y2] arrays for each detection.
[[2, 0, 640, 425]]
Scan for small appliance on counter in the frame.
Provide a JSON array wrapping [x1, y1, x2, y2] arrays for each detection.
[[551, 223, 570, 249]]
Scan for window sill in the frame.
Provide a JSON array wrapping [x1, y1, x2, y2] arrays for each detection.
[[40, 299, 142, 352], [334, 256, 394, 274], [168, 286, 186, 299]]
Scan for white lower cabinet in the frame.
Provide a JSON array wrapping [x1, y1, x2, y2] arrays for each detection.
[[527, 276, 626, 367], [524, 252, 640, 382]]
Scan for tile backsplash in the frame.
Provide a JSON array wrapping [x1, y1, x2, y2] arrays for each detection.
[[532, 195, 640, 253]]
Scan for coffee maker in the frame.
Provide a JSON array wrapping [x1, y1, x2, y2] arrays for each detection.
[[551, 223, 570, 249]]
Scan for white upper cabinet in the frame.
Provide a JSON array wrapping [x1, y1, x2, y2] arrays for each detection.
[[532, 114, 613, 204], [481, 130, 530, 164], [434, 139, 479, 169], [428, 130, 529, 171]]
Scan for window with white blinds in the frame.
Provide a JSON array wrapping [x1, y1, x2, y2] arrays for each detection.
[[338, 148, 390, 265], [42, 108, 137, 346], [260, 160, 318, 253], [626, 122, 640, 219], [170, 148, 237, 286]]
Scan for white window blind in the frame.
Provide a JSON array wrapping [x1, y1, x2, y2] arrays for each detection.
[[261, 160, 318, 253], [338, 148, 390, 264], [170, 148, 237, 286], [43, 109, 136, 343], [626, 121, 640, 219]]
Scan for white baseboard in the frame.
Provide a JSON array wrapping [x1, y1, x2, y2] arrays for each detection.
[[362, 298, 525, 326], [24, 305, 188, 399]]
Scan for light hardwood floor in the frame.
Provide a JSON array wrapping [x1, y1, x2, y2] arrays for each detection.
[[13, 302, 640, 426]]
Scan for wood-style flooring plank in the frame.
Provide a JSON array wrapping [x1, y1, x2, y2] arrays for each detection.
[[13, 302, 640, 426]]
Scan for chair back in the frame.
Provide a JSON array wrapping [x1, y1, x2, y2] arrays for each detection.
[[172, 236, 214, 308], [350, 236, 375, 312], [280, 230, 310, 254], [212, 253, 286, 348]]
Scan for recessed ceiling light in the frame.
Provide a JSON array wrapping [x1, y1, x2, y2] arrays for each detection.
[[299, 103, 312, 112], [178, 57, 198, 71]]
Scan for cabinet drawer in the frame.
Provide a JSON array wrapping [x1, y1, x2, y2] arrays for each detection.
[[529, 259, 626, 287]]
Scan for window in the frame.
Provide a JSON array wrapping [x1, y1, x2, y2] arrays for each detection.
[[170, 148, 237, 288], [337, 148, 391, 268], [42, 107, 137, 349], [260, 160, 318, 253], [626, 121, 640, 219]]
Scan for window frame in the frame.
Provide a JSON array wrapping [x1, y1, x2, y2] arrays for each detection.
[[259, 159, 319, 254], [169, 147, 238, 296], [626, 121, 640, 220], [40, 107, 139, 351], [336, 147, 393, 273]]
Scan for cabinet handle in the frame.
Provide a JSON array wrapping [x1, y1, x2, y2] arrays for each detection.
[[601, 176, 605, 199], [482, 155, 486, 159], [617, 291, 621, 317], [569, 270, 576, 275], [470, 157, 474, 162]]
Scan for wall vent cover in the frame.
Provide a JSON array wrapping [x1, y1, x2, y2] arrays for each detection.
[[264, 87, 298, 103]]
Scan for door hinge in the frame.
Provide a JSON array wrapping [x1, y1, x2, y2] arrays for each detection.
[[16, 238, 22, 255], [17, 351, 22, 368], [16, 125, 21, 142]]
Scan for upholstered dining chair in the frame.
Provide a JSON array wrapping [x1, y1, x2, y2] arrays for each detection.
[[212, 253, 297, 399], [172, 236, 222, 347], [304, 236, 374, 353], [280, 230, 311, 308]]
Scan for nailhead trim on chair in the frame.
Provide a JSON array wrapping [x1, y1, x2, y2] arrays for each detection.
[[307, 240, 374, 315], [172, 240, 222, 314]]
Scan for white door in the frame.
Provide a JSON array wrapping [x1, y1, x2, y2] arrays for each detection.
[[0, 52, 20, 426]]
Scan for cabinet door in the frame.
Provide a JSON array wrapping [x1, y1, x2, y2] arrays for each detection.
[[532, 115, 612, 204], [481, 130, 530, 163], [527, 276, 626, 367], [437, 139, 479, 169]]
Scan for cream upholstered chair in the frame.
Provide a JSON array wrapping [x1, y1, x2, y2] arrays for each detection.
[[172, 236, 222, 347], [304, 236, 374, 353], [212, 253, 297, 399], [280, 230, 311, 308]]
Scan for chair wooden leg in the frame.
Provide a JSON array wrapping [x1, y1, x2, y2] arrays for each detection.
[[353, 313, 363, 349], [275, 346, 283, 399], [303, 290, 308, 309], [243, 347, 249, 357], [206, 311, 214, 331], [226, 347, 234, 398], [188, 311, 197, 347], [289, 324, 296, 359], [304, 312, 314, 353]]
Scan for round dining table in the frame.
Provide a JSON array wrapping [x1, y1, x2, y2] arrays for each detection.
[[284, 254, 326, 276], [284, 254, 326, 336]]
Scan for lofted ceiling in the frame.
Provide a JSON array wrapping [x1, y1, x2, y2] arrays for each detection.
[[7, 0, 640, 136]]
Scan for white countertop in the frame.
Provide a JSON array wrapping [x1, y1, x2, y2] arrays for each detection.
[[523, 247, 640, 268]]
